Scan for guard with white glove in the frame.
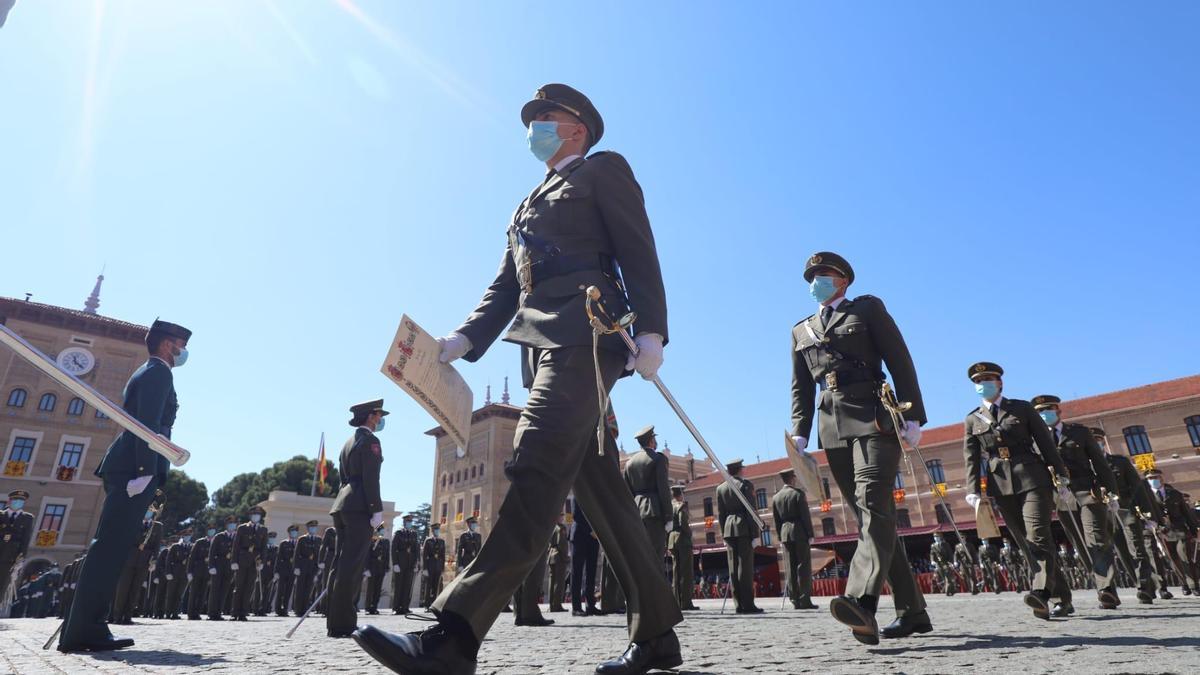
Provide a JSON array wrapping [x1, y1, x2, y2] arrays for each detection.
[[209, 567, 217, 575], [625, 333, 665, 380], [231, 562, 239, 571], [436, 332, 472, 364], [393, 564, 401, 573], [126, 475, 154, 498], [901, 420, 922, 448], [791, 436, 809, 453]]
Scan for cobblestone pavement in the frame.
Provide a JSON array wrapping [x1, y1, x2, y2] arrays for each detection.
[[4, 593, 1200, 674]]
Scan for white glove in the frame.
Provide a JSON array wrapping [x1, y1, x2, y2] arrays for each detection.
[[901, 421, 922, 447], [273, 573, 280, 580], [318, 562, 326, 569], [393, 565, 401, 573], [808, 537, 814, 545], [1057, 485, 1074, 506], [664, 522, 673, 532], [364, 570, 372, 578], [370, 512, 384, 529], [421, 570, 429, 579], [152, 578, 160, 584], [436, 332, 472, 364], [791, 436, 809, 453], [1107, 499, 1120, 516], [208, 567, 217, 575], [1144, 520, 1158, 533], [166, 574, 174, 580], [965, 494, 981, 509], [231, 563, 239, 571], [293, 568, 301, 576], [256, 564, 263, 571], [625, 333, 664, 380], [187, 573, 193, 581], [126, 475, 153, 498], [751, 538, 760, 548]]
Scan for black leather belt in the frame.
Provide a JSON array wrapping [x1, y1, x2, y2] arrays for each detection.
[[529, 253, 616, 286], [819, 368, 882, 391]]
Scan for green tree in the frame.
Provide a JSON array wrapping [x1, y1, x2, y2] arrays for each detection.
[[410, 502, 432, 539], [208, 455, 341, 521], [158, 469, 209, 537]]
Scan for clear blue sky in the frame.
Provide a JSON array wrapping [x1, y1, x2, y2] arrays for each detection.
[[2, 2, 1197, 515]]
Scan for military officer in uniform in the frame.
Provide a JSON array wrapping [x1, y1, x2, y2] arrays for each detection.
[[772, 469, 817, 609], [391, 515, 419, 614], [150, 541, 171, 618], [206, 516, 237, 620], [112, 502, 163, 624], [930, 534, 956, 595], [291, 520, 321, 615], [457, 516, 482, 575], [256, 531, 277, 616], [1098, 428, 1159, 603], [954, 540, 979, 595], [791, 252, 928, 644], [59, 319, 189, 653], [1032, 395, 1121, 608], [547, 515, 569, 612], [229, 506, 268, 621], [352, 83, 681, 675], [1146, 468, 1200, 594], [364, 525, 389, 615], [667, 485, 697, 611], [963, 362, 1073, 620], [717, 459, 761, 614], [978, 540, 1001, 593], [164, 529, 192, 619], [274, 525, 299, 616], [571, 502, 600, 616], [999, 539, 1028, 592], [623, 426, 673, 564], [186, 525, 215, 619], [0, 489, 35, 602], [316, 526, 338, 614], [421, 523, 446, 608]]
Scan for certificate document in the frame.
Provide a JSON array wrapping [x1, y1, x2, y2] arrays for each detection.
[[381, 315, 474, 455], [784, 431, 823, 500]]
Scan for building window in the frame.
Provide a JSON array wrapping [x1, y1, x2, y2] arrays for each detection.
[[479, 464, 484, 477], [926, 459, 946, 484], [67, 397, 85, 416], [761, 529, 772, 546], [1185, 416, 1200, 448], [822, 477, 832, 500], [703, 497, 714, 517], [8, 436, 37, 463], [897, 508, 911, 529], [94, 409, 108, 420], [472, 494, 481, 515], [440, 503, 448, 522], [1123, 425, 1153, 456], [456, 498, 464, 521], [894, 472, 904, 490], [755, 488, 768, 510], [470, 465, 476, 479], [935, 503, 953, 524], [6, 388, 27, 408], [705, 532, 716, 545], [40, 503, 68, 532], [821, 517, 836, 537], [38, 393, 57, 412], [59, 442, 84, 469]]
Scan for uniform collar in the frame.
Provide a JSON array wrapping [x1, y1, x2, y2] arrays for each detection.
[[820, 295, 847, 312], [553, 153, 582, 173]]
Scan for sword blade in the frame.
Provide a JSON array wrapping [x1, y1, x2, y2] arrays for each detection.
[[285, 586, 328, 639]]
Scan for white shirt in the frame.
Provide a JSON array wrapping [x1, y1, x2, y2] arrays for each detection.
[[981, 395, 1005, 412], [553, 154, 582, 173], [819, 295, 847, 311]]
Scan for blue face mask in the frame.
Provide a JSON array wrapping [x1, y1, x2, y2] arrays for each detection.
[[1039, 410, 1059, 426], [226, 523, 237, 532], [172, 346, 189, 368], [250, 514, 261, 524], [809, 276, 838, 304], [268, 538, 277, 546], [9, 499, 24, 510], [527, 121, 564, 162], [1148, 478, 1163, 491], [375, 417, 386, 432], [207, 529, 217, 537], [975, 381, 1000, 401], [181, 536, 192, 544], [288, 530, 298, 539], [307, 526, 318, 535], [145, 510, 155, 521]]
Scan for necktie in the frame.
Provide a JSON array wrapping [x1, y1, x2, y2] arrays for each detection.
[[989, 404, 998, 420], [1053, 429, 1060, 445], [820, 305, 833, 327]]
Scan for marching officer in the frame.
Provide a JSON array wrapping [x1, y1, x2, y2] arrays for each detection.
[[186, 525, 215, 619], [623, 425, 673, 563], [150, 542, 171, 618], [772, 468, 817, 609], [1032, 395, 1121, 608], [954, 539, 979, 595], [273, 525, 298, 616], [668, 485, 697, 611], [316, 526, 338, 614], [353, 83, 682, 675], [59, 553, 83, 618], [291, 520, 321, 615], [717, 458, 761, 614], [327, 399, 387, 638], [963, 362, 1073, 620], [1097, 428, 1160, 602], [364, 525, 389, 615], [999, 539, 1028, 592], [390, 515, 420, 614], [421, 523, 446, 608], [230, 506, 268, 621], [112, 503, 162, 624], [257, 531, 277, 616], [164, 528, 192, 619], [59, 319, 190, 653], [513, 547, 553, 627], [1145, 468, 1200, 593], [930, 534, 956, 596], [547, 514, 569, 613], [571, 502, 601, 616], [206, 516, 237, 620], [1, 489, 35, 602], [791, 252, 929, 644], [978, 540, 1001, 594], [457, 516, 483, 573]]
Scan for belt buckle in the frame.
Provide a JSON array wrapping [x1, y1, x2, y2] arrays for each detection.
[[998, 446, 1010, 460], [825, 372, 838, 390]]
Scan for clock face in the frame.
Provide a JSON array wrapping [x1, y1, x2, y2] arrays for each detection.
[[57, 347, 96, 377]]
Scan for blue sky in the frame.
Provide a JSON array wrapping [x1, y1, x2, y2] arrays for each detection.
[[2, 2, 1197, 515]]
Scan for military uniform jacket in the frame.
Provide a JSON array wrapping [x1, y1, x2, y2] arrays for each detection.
[[963, 397, 1068, 497], [274, 538, 296, 573], [319, 530, 338, 568], [95, 357, 176, 482], [167, 541, 191, 577], [207, 530, 233, 570], [187, 537, 211, 576], [954, 543, 974, 566], [369, 537, 390, 575], [422, 536, 445, 572], [547, 525, 568, 566], [456, 531, 481, 569], [134, 520, 164, 564], [1053, 423, 1118, 501], [931, 541, 952, 566], [0, 509, 34, 560], [791, 295, 926, 446], [1154, 485, 1199, 535], [153, 547, 170, 582], [454, 152, 669, 377], [623, 449, 672, 523], [293, 534, 320, 573], [668, 500, 691, 550], [717, 477, 760, 539], [331, 428, 383, 515], [392, 529, 420, 568], [771, 485, 814, 543], [1105, 454, 1154, 513], [261, 544, 277, 576], [232, 522, 269, 566], [978, 544, 995, 563]]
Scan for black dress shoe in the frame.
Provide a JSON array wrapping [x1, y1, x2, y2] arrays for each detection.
[[353, 623, 478, 675], [1050, 601, 1074, 618], [58, 636, 135, 653], [1159, 589, 1174, 600], [682, 605, 700, 611], [1023, 592, 1050, 620], [586, 606, 602, 616], [736, 606, 765, 614], [595, 629, 682, 675], [793, 601, 818, 610], [1183, 586, 1193, 596], [1099, 588, 1120, 609], [1136, 590, 1154, 604], [329, 630, 356, 638], [829, 595, 879, 645], [572, 609, 589, 617], [548, 607, 566, 613], [515, 617, 555, 627], [880, 611, 933, 639]]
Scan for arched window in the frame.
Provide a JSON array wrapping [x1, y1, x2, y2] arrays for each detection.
[[67, 397, 85, 416], [441, 474, 447, 488], [470, 465, 477, 479], [925, 459, 946, 484], [755, 488, 768, 510], [479, 463, 485, 478], [1123, 425, 1152, 455], [935, 503, 953, 524], [38, 393, 58, 412], [6, 388, 27, 408], [94, 409, 108, 419], [705, 531, 716, 545]]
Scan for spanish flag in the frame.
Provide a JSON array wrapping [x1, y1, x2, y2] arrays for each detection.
[[313, 432, 328, 496]]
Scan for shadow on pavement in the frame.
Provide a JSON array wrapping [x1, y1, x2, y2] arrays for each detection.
[[89, 650, 230, 666], [870, 632, 1200, 655]]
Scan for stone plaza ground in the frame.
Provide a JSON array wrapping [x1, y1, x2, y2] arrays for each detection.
[[3, 593, 1199, 674]]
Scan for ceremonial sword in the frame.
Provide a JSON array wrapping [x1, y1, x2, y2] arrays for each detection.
[[1048, 468, 1095, 571], [285, 586, 328, 639], [584, 287, 765, 531]]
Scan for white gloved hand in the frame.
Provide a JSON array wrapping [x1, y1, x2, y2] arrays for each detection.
[[791, 436, 809, 453], [1057, 485, 1074, 506], [152, 578, 160, 584], [751, 538, 760, 548], [256, 564, 263, 571], [664, 522, 673, 533], [318, 562, 326, 569], [1108, 499, 1120, 516], [421, 570, 430, 579], [901, 421, 922, 447], [1144, 520, 1158, 533], [370, 512, 384, 529], [273, 573, 280, 580], [166, 574, 174, 580], [293, 568, 301, 576], [364, 570, 372, 578], [187, 573, 194, 581], [965, 494, 981, 509], [808, 537, 814, 545], [626, 333, 664, 380], [126, 475, 153, 498], [208, 567, 217, 575], [231, 563, 239, 571], [436, 332, 472, 364], [393, 565, 401, 573]]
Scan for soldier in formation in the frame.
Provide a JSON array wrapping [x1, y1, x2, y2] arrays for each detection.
[[364, 525, 390, 616], [390, 515, 420, 614], [668, 484, 697, 611]]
